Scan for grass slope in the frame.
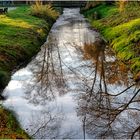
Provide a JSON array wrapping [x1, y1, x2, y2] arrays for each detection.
[[83, 2, 140, 79], [0, 6, 49, 90]]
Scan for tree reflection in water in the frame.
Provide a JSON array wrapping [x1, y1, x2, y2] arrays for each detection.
[[24, 35, 69, 105], [77, 43, 140, 139], [22, 27, 140, 139], [23, 33, 92, 138], [27, 105, 78, 139], [29, 108, 64, 139], [24, 36, 140, 138]]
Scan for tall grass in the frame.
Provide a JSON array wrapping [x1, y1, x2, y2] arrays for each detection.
[[31, 1, 59, 22]]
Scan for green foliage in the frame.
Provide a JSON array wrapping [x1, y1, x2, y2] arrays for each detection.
[[104, 19, 140, 39]]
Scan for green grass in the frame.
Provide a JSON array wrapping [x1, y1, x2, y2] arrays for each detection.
[[83, 3, 140, 77], [0, 6, 56, 89]]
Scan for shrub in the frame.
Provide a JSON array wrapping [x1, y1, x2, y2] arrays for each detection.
[[31, 2, 59, 23]]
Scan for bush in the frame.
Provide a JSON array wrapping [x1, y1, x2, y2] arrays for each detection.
[[31, 2, 59, 23]]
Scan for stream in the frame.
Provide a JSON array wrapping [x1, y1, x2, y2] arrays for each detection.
[[2, 8, 140, 139]]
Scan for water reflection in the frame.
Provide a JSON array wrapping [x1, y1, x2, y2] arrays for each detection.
[[25, 36, 140, 139], [76, 43, 140, 139], [29, 107, 64, 139], [25, 40, 68, 104]]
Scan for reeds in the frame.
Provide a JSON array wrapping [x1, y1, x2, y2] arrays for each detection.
[[31, 1, 59, 21]]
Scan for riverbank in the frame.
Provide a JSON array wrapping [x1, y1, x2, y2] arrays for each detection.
[[83, 2, 140, 81], [0, 6, 58, 138], [0, 106, 30, 138]]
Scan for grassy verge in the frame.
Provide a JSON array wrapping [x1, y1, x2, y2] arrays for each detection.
[[0, 5, 58, 138], [83, 2, 140, 80], [0, 6, 50, 90]]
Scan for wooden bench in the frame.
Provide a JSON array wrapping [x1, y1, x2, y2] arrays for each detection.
[[0, 7, 8, 14]]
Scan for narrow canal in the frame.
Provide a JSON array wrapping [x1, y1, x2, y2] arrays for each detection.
[[2, 8, 140, 139]]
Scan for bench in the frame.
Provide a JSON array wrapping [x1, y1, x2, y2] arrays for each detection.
[[0, 7, 8, 14]]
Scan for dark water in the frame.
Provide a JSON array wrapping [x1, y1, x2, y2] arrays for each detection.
[[2, 8, 140, 139]]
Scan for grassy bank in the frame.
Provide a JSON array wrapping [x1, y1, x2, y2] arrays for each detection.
[[0, 6, 50, 90], [0, 5, 58, 138], [83, 2, 140, 80], [0, 106, 30, 139]]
